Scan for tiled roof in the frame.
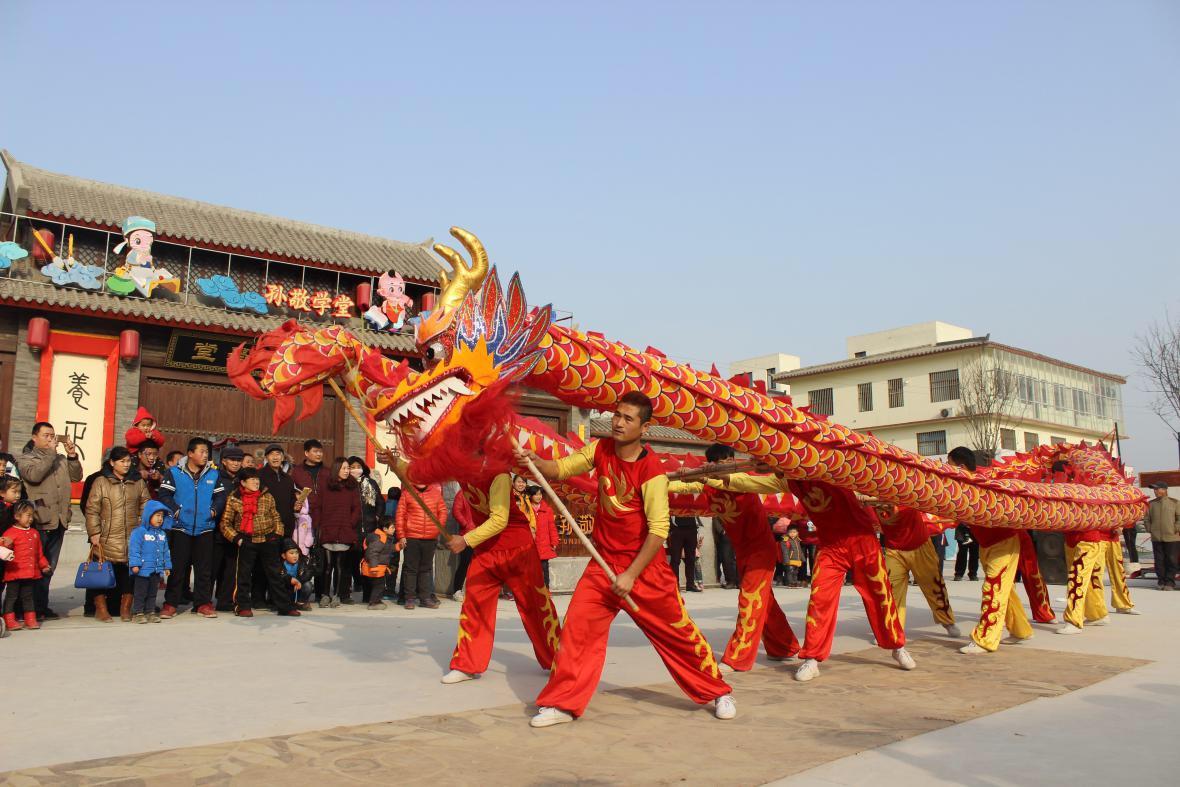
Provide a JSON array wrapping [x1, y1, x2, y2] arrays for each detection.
[[1, 150, 444, 283], [775, 337, 1126, 384], [588, 416, 705, 444], [0, 276, 416, 353]]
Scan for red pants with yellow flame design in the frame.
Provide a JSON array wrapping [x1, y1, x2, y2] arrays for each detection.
[[799, 535, 904, 662], [885, 540, 954, 629], [721, 551, 800, 671], [536, 555, 731, 717], [970, 537, 1033, 651], [1018, 531, 1056, 624], [450, 543, 560, 675]]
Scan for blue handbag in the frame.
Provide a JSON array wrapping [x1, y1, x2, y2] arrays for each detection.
[[74, 545, 116, 590]]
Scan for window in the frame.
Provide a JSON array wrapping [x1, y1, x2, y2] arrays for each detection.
[[929, 369, 960, 402], [1050, 436, 1066, 445], [1072, 388, 1090, 415], [858, 382, 873, 412], [1024, 432, 1040, 451], [854, 351, 867, 358], [917, 430, 947, 456], [1053, 384, 1066, 409], [808, 388, 834, 416], [1000, 428, 1016, 450], [766, 367, 777, 392], [888, 377, 904, 408]]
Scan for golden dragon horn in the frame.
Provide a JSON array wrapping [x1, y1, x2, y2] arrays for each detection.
[[432, 226, 490, 312]]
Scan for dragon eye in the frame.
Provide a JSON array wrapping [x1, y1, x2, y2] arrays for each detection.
[[426, 342, 445, 361]]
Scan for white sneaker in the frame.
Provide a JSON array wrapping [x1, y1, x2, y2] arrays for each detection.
[[959, 641, 987, 655], [1040, 616, 1059, 625], [719, 662, 735, 674], [713, 694, 737, 720], [943, 623, 962, 638], [794, 659, 820, 682], [892, 647, 917, 671], [1056, 624, 1083, 635], [1088, 616, 1109, 627], [452, 590, 465, 602], [530, 706, 574, 728], [1115, 607, 1141, 615], [1002, 635, 1032, 645], [440, 669, 478, 684]]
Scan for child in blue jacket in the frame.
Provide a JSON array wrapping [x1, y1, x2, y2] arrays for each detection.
[[128, 501, 173, 623]]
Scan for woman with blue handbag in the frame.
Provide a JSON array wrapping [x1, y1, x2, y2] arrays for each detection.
[[84, 447, 150, 622]]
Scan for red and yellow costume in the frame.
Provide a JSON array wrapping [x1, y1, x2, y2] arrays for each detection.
[[672, 479, 800, 671], [536, 439, 731, 717], [1017, 530, 1056, 623], [712, 475, 903, 661], [1063, 529, 1113, 628], [1100, 528, 1135, 612], [970, 527, 1034, 650], [450, 473, 561, 675], [878, 506, 955, 630]]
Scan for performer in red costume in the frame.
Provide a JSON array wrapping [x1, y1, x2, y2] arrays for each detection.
[[520, 392, 735, 727], [670, 444, 800, 672], [872, 502, 960, 638], [440, 471, 561, 682], [708, 474, 913, 682], [1017, 530, 1057, 624], [954, 447, 1035, 654]]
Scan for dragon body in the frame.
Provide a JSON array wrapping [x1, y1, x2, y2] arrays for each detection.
[[230, 228, 1145, 532]]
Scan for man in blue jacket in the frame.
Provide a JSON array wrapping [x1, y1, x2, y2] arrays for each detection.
[[157, 437, 225, 619]]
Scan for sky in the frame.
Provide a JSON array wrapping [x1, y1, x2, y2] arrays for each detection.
[[2, 1, 1178, 471]]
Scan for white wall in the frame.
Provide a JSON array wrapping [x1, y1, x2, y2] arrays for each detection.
[[846, 321, 973, 358], [729, 352, 800, 395]]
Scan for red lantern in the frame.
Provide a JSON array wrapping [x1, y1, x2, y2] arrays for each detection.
[[30, 229, 55, 261], [27, 317, 50, 352], [420, 292, 437, 312], [355, 282, 372, 312], [119, 329, 140, 361]]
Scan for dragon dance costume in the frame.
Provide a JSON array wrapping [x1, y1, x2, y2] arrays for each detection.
[[1017, 530, 1057, 624], [969, 527, 1034, 651], [536, 439, 732, 717], [450, 473, 561, 676], [670, 479, 800, 671], [878, 507, 956, 632], [711, 475, 904, 662]]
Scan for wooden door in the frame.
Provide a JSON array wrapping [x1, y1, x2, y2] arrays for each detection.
[[138, 369, 345, 462]]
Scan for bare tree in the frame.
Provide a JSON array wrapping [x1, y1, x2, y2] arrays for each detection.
[[1134, 312, 1180, 465], [959, 357, 1028, 458]]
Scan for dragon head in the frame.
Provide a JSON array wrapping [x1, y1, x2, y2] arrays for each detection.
[[378, 228, 552, 455]]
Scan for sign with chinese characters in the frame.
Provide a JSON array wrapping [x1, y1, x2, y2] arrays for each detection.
[[46, 352, 109, 470], [165, 331, 248, 372], [263, 283, 355, 318]]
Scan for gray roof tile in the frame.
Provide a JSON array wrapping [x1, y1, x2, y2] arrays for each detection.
[[2, 150, 444, 283]]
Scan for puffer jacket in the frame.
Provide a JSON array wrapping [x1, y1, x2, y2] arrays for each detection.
[[128, 501, 174, 575], [313, 479, 361, 546], [220, 488, 285, 544], [533, 501, 559, 560], [85, 468, 151, 563], [395, 484, 447, 541], [2, 525, 48, 581], [16, 445, 83, 530], [158, 462, 225, 536]]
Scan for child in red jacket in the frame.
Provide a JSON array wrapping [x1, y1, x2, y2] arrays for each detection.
[[528, 486, 560, 587], [3, 502, 50, 631], [125, 407, 166, 454]]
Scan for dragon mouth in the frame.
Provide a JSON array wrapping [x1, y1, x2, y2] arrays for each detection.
[[382, 370, 474, 441]]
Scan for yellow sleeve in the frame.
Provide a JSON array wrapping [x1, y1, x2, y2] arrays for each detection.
[[555, 440, 598, 481], [463, 474, 511, 549], [642, 474, 671, 540], [704, 472, 785, 495], [668, 480, 705, 495]]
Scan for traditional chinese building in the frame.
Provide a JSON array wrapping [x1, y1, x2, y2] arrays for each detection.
[[0, 149, 463, 473]]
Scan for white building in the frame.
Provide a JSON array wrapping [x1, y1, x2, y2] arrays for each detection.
[[728, 352, 800, 396], [772, 322, 1126, 458]]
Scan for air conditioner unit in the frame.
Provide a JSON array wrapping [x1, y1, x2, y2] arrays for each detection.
[[939, 407, 956, 418]]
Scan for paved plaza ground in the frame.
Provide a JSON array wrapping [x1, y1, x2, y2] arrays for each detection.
[[1, 574, 1177, 785]]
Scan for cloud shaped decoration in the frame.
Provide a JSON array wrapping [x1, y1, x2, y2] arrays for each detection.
[[0, 241, 29, 270], [196, 274, 268, 314], [41, 257, 104, 289]]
